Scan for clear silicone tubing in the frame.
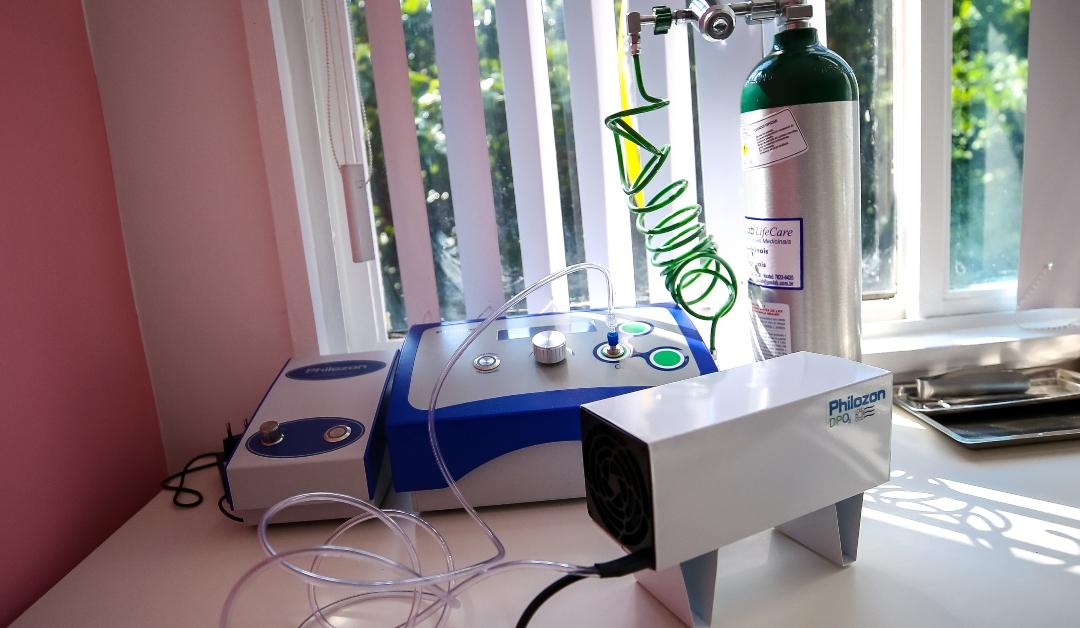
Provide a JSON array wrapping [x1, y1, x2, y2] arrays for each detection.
[[224, 547, 592, 628], [305, 507, 456, 628], [297, 558, 592, 627], [220, 263, 618, 628]]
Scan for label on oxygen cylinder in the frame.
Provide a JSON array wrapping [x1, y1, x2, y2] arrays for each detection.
[[750, 301, 791, 360], [745, 217, 803, 290], [740, 108, 809, 169]]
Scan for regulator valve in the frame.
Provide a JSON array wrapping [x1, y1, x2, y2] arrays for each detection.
[[627, 0, 812, 52]]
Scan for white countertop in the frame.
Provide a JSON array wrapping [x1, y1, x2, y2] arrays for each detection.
[[15, 409, 1080, 628]]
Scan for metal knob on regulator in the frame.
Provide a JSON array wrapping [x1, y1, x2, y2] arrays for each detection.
[[532, 330, 567, 365]]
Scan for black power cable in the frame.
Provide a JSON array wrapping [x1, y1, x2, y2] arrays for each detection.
[[218, 495, 243, 522], [515, 574, 585, 628], [161, 452, 222, 508], [516, 550, 653, 628], [161, 451, 242, 523]]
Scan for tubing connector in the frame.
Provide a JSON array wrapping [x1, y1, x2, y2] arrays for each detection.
[[652, 6, 675, 34], [628, 7, 696, 54]]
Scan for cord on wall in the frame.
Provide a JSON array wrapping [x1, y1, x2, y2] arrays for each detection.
[[319, 0, 378, 263]]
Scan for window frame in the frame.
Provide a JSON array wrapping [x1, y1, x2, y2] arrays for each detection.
[[864, 0, 1024, 324], [901, 0, 1020, 320], [260, 0, 400, 354]]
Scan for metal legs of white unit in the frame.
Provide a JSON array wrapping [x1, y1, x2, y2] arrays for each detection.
[[635, 493, 866, 627]]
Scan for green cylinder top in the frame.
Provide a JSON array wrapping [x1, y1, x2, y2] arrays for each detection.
[[741, 28, 858, 113]]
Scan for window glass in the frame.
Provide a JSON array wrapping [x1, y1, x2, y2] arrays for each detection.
[[949, 0, 1029, 290], [396, 1, 466, 321], [352, 0, 920, 333], [827, 0, 897, 296], [472, 1, 526, 306], [359, 0, 585, 325], [389, 0, 534, 321], [542, 0, 589, 307]]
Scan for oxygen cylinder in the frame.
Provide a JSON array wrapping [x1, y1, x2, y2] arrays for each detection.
[[740, 22, 861, 361]]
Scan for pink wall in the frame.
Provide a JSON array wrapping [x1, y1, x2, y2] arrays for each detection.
[[83, 0, 296, 470], [0, 1, 166, 623]]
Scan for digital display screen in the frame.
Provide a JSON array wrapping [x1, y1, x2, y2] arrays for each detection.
[[497, 320, 597, 341]]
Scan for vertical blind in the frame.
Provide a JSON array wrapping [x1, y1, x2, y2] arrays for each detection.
[[345, 0, 777, 332]]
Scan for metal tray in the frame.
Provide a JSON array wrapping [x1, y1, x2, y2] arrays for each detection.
[[894, 367, 1080, 415], [894, 367, 1080, 448]]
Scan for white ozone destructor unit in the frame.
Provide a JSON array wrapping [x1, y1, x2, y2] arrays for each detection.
[[386, 304, 715, 511], [224, 351, 397, 524], [580, 352, 892, 627]]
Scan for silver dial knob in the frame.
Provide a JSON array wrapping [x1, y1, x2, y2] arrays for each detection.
[[532, 330, 567, 365], [259, 420, 284, 446]]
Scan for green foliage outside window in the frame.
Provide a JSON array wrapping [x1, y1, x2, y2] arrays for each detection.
[[950, 0, 1029, 289], [352, 0, 587, 331], [827, 0, 896, 295]]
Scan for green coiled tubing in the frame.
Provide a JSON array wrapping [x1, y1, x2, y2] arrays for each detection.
[[604, 54, 737, 353]]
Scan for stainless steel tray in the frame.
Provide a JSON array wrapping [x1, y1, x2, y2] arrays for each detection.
[[894, 367, 1080, 415], [894, 367, 1080, 448]]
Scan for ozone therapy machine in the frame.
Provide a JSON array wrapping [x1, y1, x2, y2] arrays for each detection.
[[385, 304, 716, 511]]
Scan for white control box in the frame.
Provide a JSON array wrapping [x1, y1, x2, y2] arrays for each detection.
[[224, 351, 397, 524]]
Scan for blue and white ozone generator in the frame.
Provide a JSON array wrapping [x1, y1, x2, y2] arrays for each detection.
[[386, 304, 716, 510]]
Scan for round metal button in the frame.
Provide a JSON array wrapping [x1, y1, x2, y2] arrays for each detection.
[[259, 420, 284, 446], [473, 353, 501, 372], [324, 424, 352, 443], [594, 342, 633, 363]]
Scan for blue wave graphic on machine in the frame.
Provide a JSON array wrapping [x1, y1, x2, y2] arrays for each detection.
[[385, 304, 716, 497]]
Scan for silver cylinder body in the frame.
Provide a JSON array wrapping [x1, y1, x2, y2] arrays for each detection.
[[741, 100, 862, 361]]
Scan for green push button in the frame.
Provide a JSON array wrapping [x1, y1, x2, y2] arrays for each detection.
[[650, 348, 685, 370], [618, 322, 650, 336]]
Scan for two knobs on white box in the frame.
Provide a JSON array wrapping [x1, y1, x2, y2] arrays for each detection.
[[472, 330, 631, 372], [532, 331, 629, 365]]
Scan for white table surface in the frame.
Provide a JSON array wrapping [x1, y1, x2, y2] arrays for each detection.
[[14, 409, 1080, 628]]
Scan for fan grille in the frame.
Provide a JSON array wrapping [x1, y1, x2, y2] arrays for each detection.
[[581, 411, 654, 554]]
